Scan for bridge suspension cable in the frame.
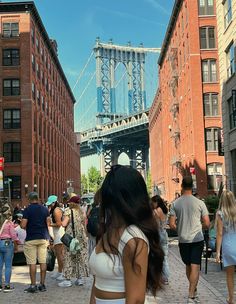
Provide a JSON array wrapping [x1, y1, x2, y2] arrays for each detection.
[[74, 71, 96, 109], [72, 51, 94, 92]]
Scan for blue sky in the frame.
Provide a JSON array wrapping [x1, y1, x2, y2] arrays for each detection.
[[5, 0, 175, 171]]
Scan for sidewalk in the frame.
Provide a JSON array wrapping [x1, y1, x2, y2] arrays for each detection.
[[1, 240, 232, 304]]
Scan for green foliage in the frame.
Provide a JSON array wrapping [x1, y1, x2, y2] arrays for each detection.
[[146, 171, 152, 196], [204, 195, 219, 213], [81, 166, 103, 194]]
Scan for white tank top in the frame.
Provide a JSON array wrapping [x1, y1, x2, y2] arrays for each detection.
[[89, 225, 149, 293]]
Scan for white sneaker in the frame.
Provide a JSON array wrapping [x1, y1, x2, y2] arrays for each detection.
[[51, 272, 60, 279], [56, 274, 65, 281], [58, 280, 72, 288], [75, 278, 84, 286]]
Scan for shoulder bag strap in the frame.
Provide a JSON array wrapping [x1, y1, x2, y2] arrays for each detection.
[[70, 209, 76, 238]]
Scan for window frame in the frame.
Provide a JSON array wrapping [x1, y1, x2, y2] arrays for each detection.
[[3, 109, 21, 129], [198, 0, 214, 16], [200, 27, 215, 49], [224, 0, 232, 29], [228, 90, 236, 129], [207, 163, 223, 190], [202, 59, 217, 82], [226, 43, 235, 79], [3, 79, 20, 96], [4, 175, 21, 199], [205, 127, 219, 151], [2, 22, 19, 38], [203, 93, 219, 116], [3, 142, 21, 162], [2, 49, 20, 66]]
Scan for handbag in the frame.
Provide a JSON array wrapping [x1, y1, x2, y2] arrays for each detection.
[[61, 209, 75, 248], [46, 248, 56, 271]]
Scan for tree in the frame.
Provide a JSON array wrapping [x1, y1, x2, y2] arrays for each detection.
[[81, 166, 103, 194], [146, 171, 152, 196]]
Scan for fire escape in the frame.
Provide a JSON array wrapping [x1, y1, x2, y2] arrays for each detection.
[[169, 48, 181, 183]]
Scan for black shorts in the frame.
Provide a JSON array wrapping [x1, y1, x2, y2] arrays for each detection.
[[179, 241, 204, 265]]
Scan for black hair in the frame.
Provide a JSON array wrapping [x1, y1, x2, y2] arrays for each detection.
[[181, 176, 193, 190], [98, 165, 164, 295], [50, 201, 60, 223], [151, 195, 168, 215]]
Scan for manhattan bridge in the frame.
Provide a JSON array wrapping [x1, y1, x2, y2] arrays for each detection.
[[74, 38, 160, 174]]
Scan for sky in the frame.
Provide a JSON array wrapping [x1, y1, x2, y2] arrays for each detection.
[[4, 0, 175, 172]]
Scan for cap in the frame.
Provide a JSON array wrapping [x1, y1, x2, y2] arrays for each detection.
[[68, 195, 80, 204], [28, 192, 39, 201], [46, 195, 58, 206]]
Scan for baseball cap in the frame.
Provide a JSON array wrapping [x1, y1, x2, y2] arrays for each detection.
[[68, 195, 80, 204], [46, 195, 58, 206], [28, 192, 39, 201]]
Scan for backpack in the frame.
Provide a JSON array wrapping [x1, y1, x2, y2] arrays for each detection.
[[87, 206, 100, 237]]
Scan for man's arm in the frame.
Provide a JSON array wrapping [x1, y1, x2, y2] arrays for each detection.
[[20, 218, 28, 230], [169, 215, 177, 230], [202, 215, 210, 229]]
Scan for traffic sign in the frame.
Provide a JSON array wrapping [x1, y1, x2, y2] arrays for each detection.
[[0, 157, 4, 171]]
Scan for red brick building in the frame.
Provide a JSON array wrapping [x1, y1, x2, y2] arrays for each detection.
[[149, 0, 224, 201], [0, 2, 80, 206]]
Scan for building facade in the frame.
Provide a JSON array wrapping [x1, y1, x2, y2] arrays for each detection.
[[149, 0, 224, 201], [0, 2, 80, 205], [216, 0, 236, 194]]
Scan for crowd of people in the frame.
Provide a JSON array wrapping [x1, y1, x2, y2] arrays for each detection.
[[0, 166, 236, 304]]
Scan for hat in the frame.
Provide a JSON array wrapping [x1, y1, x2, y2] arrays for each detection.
[[15, 212, 23, 217], [68, 195, 80, 204], [28, 192, 39, 201], [46, 195, 58, 206]]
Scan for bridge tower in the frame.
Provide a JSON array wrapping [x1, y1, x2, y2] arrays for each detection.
[[94, 38, 147, 122]]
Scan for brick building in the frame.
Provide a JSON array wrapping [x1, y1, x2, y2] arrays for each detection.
[[0, 2, 80, 206], [216, 0, 236, 194], [149, 0, 224, 201]]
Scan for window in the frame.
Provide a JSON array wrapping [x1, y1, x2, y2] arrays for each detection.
[[32, 54, 35, 71], [202, 59, 217, 82], [3, 142, 21, 162], [3, 109, 20, 129], [198, 0, 214, 15], [229, 90, 236, 129], [207, 163, 222, 190], [200, 27, 215, 49], [4, 176, 21, 199], [224, 0, 232, 28], [32, 82, 35, 100], [205, 128, 219, 151], [3, 79, 20, 96], [31, 27, 35, 44], [3, 49, 20, 66], [203, 93, 219, 116], [2, 22, 19, 37], [226, 43, 235, 78], [36, 63, 40, 78]]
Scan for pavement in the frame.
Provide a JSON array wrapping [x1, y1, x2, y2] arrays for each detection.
[[0, 238, 234, 304]]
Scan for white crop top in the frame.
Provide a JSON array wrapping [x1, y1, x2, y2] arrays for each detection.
[[89, 225, 149, 293]]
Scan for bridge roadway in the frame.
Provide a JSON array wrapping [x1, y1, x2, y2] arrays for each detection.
[[80, 110, 149, 157]]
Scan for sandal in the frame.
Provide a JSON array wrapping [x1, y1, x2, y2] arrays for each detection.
[[226, 299, 234, 304]]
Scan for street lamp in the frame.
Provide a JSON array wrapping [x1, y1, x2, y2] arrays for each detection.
[[33, 184, 37, 192], [4, 178, 12, 203], [24, 184, 29, 196]]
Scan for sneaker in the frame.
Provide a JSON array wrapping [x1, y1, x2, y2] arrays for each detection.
[[3, 285, 14, 292], [58, 280, 72, 288], [187, 298, 196, 304], [194, 295, 201, 303], [56, 273, 65, 281], [51, 272, 60, 279], [24, 285, 38, 293], [75, 278, 84, 286], [38, 284, 46, 292]]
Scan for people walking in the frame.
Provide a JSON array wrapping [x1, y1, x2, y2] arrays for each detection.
[[21, 192, 51, 293], [89, 165, 164, 304], [0, 203, 18, 292], [46, 195, 65, 281], [216, 190, 236, 304], [169, 176, 210, 304], [151, 195, 170, 284], [59, 195, 89, 288]]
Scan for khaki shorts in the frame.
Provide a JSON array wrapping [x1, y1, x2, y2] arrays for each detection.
[[24, 239, 48, 264]]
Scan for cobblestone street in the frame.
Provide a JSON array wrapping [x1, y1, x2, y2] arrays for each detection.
[[1, 238, 234, 304]]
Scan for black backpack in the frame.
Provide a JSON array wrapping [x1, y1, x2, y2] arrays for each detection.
[[87, 206, 100, 237]]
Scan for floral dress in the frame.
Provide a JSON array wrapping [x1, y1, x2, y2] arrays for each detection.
[[63, 207, 89, 279]]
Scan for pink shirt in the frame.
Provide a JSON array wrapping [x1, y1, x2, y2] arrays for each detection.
[[0, 221, 19, 241]]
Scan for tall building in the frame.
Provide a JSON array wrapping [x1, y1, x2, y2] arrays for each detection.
[[149, 0, 224, 201], [0, 2, 80, 205], [216, 0, 236, 194]]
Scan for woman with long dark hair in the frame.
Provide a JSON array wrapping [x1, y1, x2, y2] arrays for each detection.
[[89, 165, 164, 304], [151, 195, 169, 285]]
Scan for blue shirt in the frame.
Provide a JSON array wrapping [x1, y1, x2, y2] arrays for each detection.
[[23, 203, 50, 241]]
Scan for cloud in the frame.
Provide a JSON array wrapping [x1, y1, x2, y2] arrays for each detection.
[[94, 6, 165, 27], [144, 0, 170, 15]]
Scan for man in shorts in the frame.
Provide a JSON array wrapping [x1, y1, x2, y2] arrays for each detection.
[[169, 176, 210, 304], [21, 192, 51, 293]]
